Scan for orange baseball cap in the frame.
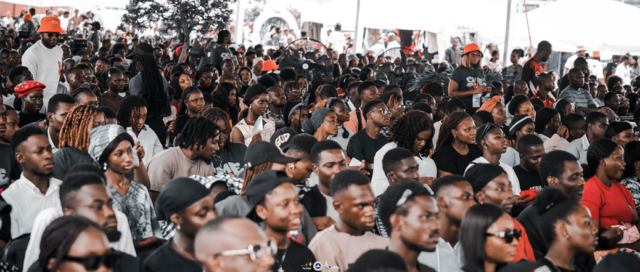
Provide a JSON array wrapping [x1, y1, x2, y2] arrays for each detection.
[[38, 17, 64, 33], [463, 43, 483, 57], [261, 60, 279, 72]]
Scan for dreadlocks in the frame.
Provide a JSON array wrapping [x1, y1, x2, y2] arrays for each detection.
[[176, 116, 220, 152], [137, 43, 169, 117], [202, 107, 231, 151], [117, 95, 147, 128], [59, 105, 100, 152]]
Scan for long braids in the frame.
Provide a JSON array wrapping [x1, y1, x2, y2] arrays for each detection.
[[59, 105, 99, 152], [436, 111, 471, 151], [240, 161, 274, 195], [137, 43, 168, 117]]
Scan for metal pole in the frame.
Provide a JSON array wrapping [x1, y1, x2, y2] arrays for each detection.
[[354, 0, 361, 54], [234, 0, 244, 45], [503, 0, 512, 68]]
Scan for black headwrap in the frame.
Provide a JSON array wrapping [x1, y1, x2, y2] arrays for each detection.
[[464, 163, 506, 193], [155, 177, 211, 220], [605, 121, 632, 139]]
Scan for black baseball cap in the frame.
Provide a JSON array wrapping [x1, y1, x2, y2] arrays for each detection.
[[270, 127, 297, 152], [244, 141, 298, 169], [244, 170, 292, 220]]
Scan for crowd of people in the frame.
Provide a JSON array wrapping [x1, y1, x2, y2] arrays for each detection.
[[0, 9, 640, 272]]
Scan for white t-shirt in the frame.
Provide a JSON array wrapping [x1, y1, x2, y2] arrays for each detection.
[[564, 55, 578, 72], [21, 41, 63, 108], [587, 59, 604, 80], [432, 121, 442, 152], [23, 207, 136, 269], [371, 142, 438, 197], [329, 31, 346, 54], [321, 191, 339, 223], [616, 63, 632, 85]]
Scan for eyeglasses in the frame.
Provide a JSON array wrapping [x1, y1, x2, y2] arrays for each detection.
[[485, 229, 522, 243], [216, 238, 277, 261], [368, 108, 391, 116], [63, 251, 120, 270]]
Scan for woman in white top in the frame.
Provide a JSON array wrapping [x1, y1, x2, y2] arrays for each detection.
[[487, 50, 503, 72], [371, 110, 437, 197], [231, 83, 275, 146]]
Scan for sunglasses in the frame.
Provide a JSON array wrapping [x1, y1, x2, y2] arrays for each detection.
[[216, 238, 277, 261], [63, 252, 120, 271], [485, 229, 522, 244]]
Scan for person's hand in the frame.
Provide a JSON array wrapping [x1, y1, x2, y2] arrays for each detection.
[[312, 216, 335, 231], [514, 194, 534, 208], [166, 121, 175, 134], [135, 141, 145, 161], [556, 125, 569, 139], [420, 177, 436, 187]]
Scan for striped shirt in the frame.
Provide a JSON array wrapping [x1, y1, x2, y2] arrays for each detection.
[[558, 85, 595, 109]]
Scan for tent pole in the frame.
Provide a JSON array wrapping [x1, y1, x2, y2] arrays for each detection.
[[503, 0, 512, 67], [234, 0, 244, 45], [354, 0, 361, 54]]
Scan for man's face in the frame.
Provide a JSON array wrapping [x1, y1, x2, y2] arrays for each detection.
[[77, 92, 99, 108], [569, 71, 585, 89], [438, 181, 476, 223], [367, 103, 390, 128], [552, 161, 585, 200], [195, 135, 220, 159], [16, 135, 54, 177], [520, 144, 545, 172], [398, 196, 440, 252], [387, 157, 420, 184], [452, 39, 459, 48], [335, 185, 376, 231], [0, 104, 6, 139], [606, 94, 619, 110], [314, 149, 347, 190], [67, 70, 87, 90], [0, 52, 9, 66], [2, 109, 18, 143], [542, 48, 552, 62], [66, 184, 120, 241], [360, 86, 380, 105], [95, 60, 110, 75], [589, 117, 609, 139], [268, 88, 286, 108], [40, 32, 60, 48], [577, 63, 590, 80], [514, 81, 529, 96]]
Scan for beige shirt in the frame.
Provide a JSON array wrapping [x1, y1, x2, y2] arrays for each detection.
[[308, 225, 389, 271], [146, 147, 214, 191]]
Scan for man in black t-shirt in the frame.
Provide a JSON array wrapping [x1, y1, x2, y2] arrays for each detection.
[[347, 99, 390, 171], [512, 135, 546, 192], [521, 40, 552, 93]]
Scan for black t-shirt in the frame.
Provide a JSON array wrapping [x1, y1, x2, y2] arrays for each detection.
[[271, 240, 316, 272], [451, 66, 486, 114], [18, 112, 46, 128], [144, 240, 201, 272], [0, 143, 21, 188], [432, 143, 482, 175], [299, 185, 327, 218], [214, 143, 247, 177], [211, 47, 232, 74], [512, 165, 545, 191], [174, 114, 192, 136], [346, 129, 388, 167]]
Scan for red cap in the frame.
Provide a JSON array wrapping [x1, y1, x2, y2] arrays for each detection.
[[462, 43, 483, 57], [15, 80, 46, 98]]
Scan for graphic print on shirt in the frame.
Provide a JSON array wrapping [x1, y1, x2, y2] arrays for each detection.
[[465, 76, 486, 89], [215, 161, 243, 177]]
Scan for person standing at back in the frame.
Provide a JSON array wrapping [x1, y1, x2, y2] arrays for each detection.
[[448, 44, 486, 115], [521, 41, 552, 93], [21, 16, 64, 110]]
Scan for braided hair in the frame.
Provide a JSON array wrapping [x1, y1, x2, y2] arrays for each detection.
[[436, 111, 471, 151], [116, 95, 147, 128], [137, 43, 169, 117], [389, 110, 434, 157], [59, 105, 100, 152]]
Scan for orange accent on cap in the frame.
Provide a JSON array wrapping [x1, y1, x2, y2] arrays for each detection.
[[462, 43, 483, 57], [261, 60, 279, 72], [38, 17, 64, 33]]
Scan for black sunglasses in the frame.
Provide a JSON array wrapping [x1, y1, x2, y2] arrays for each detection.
[[62, 252, 120, 271], [485, 229, 522, 244]]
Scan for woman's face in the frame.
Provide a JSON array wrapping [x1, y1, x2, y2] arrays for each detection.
[[89, 113, 106, 133], [128, 107, 147, 133], [453, 117, 477, 145], [107, 73, 126, 93], [186, 91, 205, 114], [23, 90, 44, 113], [602, 146, 626, 181], [517, 101, 536, 121], [297, 78, 308, 93], [564, 205, 598, 254], [331, 101, 350, 123], [320, 111, 340, 136], [413, 130, 432, 155], [240, 69, 251, 83], [179, 74, 192, 91], [468, 51, 482, 65], [515, 123, 535, 141], [290, 107, 309, 130], [199, 71, 214, 88], [253, 60, 264, 75], [287, 88, 303, 103], [547, 113, 561, 133], [389, 101, 406, 120], [612, 129, 634, 149], [55, 227, 113, 272], [215, 119, 229, 150], [228, 88, 238, 107], [491, 103, 507, 125], [479, 173, 514, 212], [178, 194, 217, 237], [483, 128, 507, 154], [484, 213, 519, 265], [251, 93, 269, 116], [107, 140, 134, 174]]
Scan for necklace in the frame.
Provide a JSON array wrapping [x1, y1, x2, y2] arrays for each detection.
[[275, 245, 288, 272]]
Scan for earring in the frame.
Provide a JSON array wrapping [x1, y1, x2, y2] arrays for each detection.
[[176, 225, 181, 231], [103, 163, 107, 171], [290, 165, 296, 170]]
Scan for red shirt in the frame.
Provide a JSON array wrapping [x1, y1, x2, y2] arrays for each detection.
[[531, 94, 556, 108], [581, 176, 636, 229], [513, 219, 536, 263]]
